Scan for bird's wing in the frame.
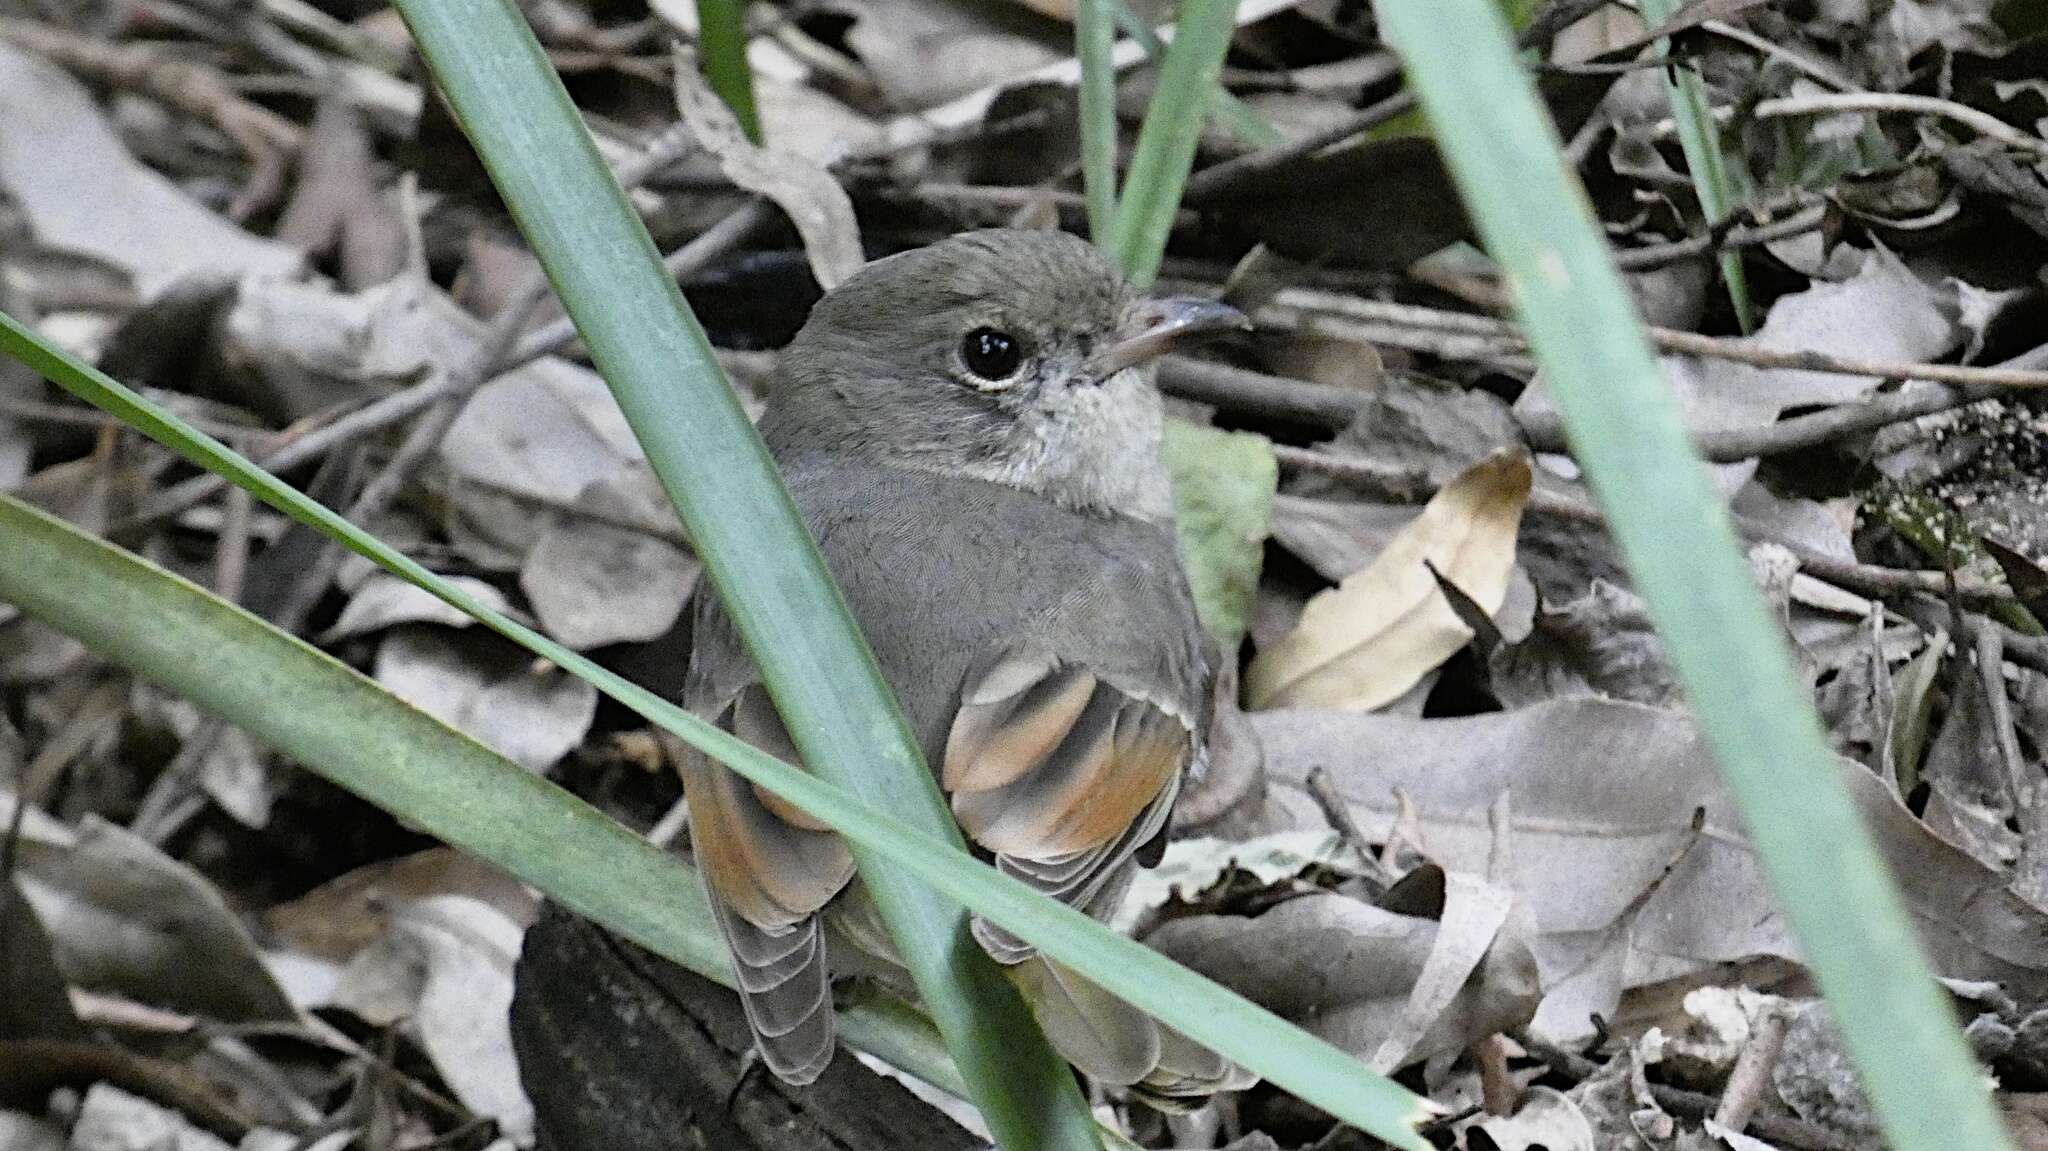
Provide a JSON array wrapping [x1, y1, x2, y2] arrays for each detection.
[[680, 668, 853, 1084], [942, 647, 1195, 962]]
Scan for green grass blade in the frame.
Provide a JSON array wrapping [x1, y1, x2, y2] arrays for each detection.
[[1077, 0, 1120, 241], [1371, 2, 2009, 1148], [1110, 0, 1241, 286], [383, 2, 1094, 1145], [694, 0, 761, 142], [0, 311, 1433, 1151], [0, 490, 982, 1085], [1639, 0, 1753, 332], [1111, 0, 1282, 149]]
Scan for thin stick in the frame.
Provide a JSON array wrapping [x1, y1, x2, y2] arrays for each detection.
[[1612, 204, 1825, 270], [1713, 1005, 1789, 1134], [1269, 287, 2048, 391], [1657, 92, 2048, 161], [1305, 765, 1392, 883], [1166, 350, 2029, 465], [1471, 1034, 1516, 1116]]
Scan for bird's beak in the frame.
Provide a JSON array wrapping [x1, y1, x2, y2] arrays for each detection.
[[1086, 296, 1250, 380]]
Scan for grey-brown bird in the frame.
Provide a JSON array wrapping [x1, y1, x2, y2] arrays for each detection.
[[679, 228, 1250, 1100]]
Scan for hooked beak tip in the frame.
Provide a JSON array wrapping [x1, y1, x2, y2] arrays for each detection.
[[1088, 296, 1249, 380]]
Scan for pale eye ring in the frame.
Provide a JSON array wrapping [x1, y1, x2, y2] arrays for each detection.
[[959, 327, 1024, 384]]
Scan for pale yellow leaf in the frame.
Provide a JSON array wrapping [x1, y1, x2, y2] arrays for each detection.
[[1245, 448, 1531, 711]]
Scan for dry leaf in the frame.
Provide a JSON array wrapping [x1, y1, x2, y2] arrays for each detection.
[[67, 1083, 234, 1151], [265, 847, 535, 961], [1249, 699, 2048, 1043], [6, 797, 298, 1024], [401, 895, 534, 1144], [0, 45, 302, 300], [1147, 887, 1538, 1070], [1247, 448, 1531, 710], [674, 53, 863, 290], [1456, 1086, 1595, 1151], [321, 573, 514, 642], [372, 628, 598, 774], [519, 517, 699, 651]]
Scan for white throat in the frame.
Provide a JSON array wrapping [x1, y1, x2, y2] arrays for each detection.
[[947, 367, 1175, 524]]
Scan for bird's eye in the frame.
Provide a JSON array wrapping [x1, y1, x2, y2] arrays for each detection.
[[959, 327, 1024, 384]]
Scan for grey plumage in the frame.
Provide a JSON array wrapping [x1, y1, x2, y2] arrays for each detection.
[[677, 229, 1245, 1096]]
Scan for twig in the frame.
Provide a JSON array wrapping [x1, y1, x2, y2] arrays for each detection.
[[1166, 349, 2029, 466], [1471, 1033, 1516, 1117], [1713, 1005, 1788, 1134], [0, 396, 267, 445], [21, 677, 126, 807], [1156, 356, 1371, 428], [1653, 92, 2048, 161], [268, 192, 769, 629], [1268, 442, 1433, 502], [1180, 90, 1417, 204], [1657, 1081, 1850, 1150], [0, 18, 301, 152], [118, 176, 769, 543], [1304, 765, 1391, 883], [1653, 326, 2048, 389], [1611, 203, 1825, 271], [1271, 287, 2048, 391], [1519, 1034, 1855, 1151], [1181, 0, 1604, 206], [0, 17, 301, 215], [508, 197, 774, 364], [114, 379, 468, 539], [1696, 18, 1856, 92], [1519, 381, 2003, 463]]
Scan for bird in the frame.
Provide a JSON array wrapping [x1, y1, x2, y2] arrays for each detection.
[[676, 227, 1252, 1102]]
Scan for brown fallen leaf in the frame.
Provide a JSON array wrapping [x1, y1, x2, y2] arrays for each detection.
[[674, 51, 863, 291], [8, 797, 298, 1025], [1456, 1085, 1594, 1151], [1145, 885, 1540, 1073], [1247, 699, 2048, 1043], [264, 846, 535, 961], [0, 44, 302, 301], [1247, 447, 1532, 711]]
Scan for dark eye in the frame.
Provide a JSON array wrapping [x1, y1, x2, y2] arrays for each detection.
[[959, 327, 1023, 383]]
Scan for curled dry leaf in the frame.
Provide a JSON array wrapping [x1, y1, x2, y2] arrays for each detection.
[[1146, 885, 1540, 1072], [438, 358, 674, 566], [1247, 448, 1532, 711], [1367, 870, 1522, 1073], [0, 1114, 62, 1151], [265, 846, 536, 962], [372, 628, 598, 774], [1110, 829, 1357, 933], [264, 853, 539, 1144], [0, 45, 302, 301], [519, 517, 700, 651], [322, 573, 514, 642], [674, 54, 863, 291], [4, 794, 297, 1024], [842, 0, 1065, 113], [1249, 699, 2048, 1043], [1518, 246, 1964, 495], [67, 1083, 234, 1151], [1455, 1085, 1594, 1151], [400, 895, 534, 1145]]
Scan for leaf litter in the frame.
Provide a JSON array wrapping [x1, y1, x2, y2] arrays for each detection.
[[5, 0, 2048, 1148]]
